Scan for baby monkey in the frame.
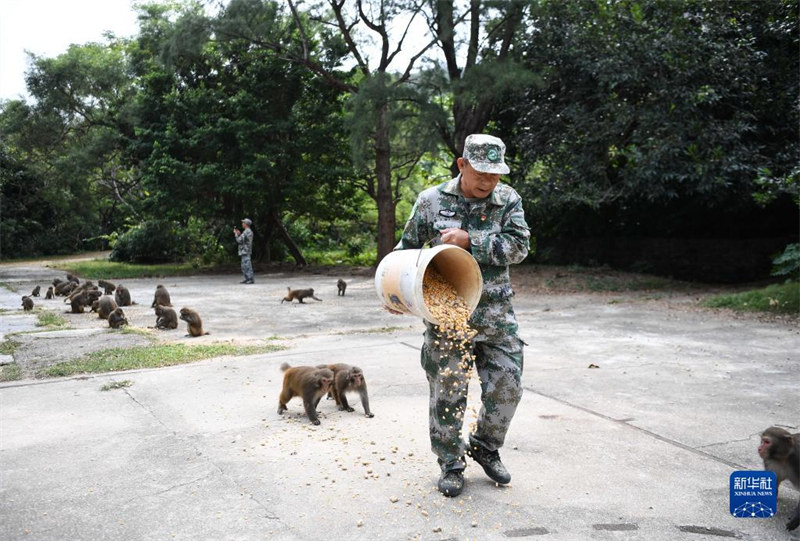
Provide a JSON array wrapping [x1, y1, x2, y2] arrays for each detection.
[[281, 287, 322, 304], [318, 363, 374, 418], [277, 363, 334, 425], [337, 279, 347, 296], [759, 426, 799, 530]]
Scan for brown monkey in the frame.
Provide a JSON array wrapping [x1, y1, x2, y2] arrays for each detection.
[[98, 279, 116, 295], [52, 278, 63, 287], [45, 286, 54, 300], [337, 279, 347, 296], [277, 363, 335, 425], [155, 305, 178, 330], [21, 296, 34, 311], [93, 296, 117, 319], [68, 291, 91, 313], [179, 307, 209, 336], [55, 280, 75, 296], [151, 284, 172, 308], [108, 307, 128, 329], [30, 285, 41, 297], [759, 427, 800, 530], [115, 284, 132, 307], [66, 283, 98, 303], [66, 273, 80, 284], [281, 287, 322, 304], [318, 363, 374, 417]]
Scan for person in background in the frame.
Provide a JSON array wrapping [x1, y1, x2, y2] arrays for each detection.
[[234, 218, 255, 284]]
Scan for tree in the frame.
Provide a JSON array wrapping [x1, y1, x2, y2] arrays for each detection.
[[0, 38, 140, 257], [502, 0, 799, 280], [130, 0, 360, 264], [215, 0, 443, 262]]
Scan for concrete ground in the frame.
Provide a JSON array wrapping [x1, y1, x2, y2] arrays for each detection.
[[0, 258, 798, 541]]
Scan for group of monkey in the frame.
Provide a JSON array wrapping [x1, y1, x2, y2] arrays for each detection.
[[20, 276, 798, 528], [20, 274, 207, 336]]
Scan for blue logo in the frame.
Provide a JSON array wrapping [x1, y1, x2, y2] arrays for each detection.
[[730, 471, 777, 519]]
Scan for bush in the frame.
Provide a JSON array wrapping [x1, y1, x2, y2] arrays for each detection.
[[110, 218, 225, 264], [772, 243, 800, 280]]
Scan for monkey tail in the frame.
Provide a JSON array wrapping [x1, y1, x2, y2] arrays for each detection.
[[280, 362, 291, 372]]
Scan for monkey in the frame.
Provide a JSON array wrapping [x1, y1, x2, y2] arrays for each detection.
[[108, 307, 128, 329], [55, 280, 76, 296], [277, 363, 335, 425], [66, 273, 80, 284], [151, 284, 172, 308], [317, 363, 374, 418], [281, 287, 322, 304], [179, 307, 209, 337], [30, 285, 41, 297], [65, 283, 98, 304], [52, 277, 63, 287], [45, 286, 54, 300], [155, 305, 178, 330], [337, 279, 347, 296], [115, 284, 133, 307], [92, 296, 117, 320], [98, 279, 116, 295], [68, 291, 92, 313], [759, 426, 800, 530], [21, 296, 34, 311]]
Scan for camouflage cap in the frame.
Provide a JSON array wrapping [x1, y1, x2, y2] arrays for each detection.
[[241, 218, 252, 226], [462, 134, 510, 175]]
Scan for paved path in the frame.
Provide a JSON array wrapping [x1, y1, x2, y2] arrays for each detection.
[[1, 260, 798, 540]]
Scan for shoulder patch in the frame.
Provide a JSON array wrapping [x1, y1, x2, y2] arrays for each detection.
[[438, 210, 456, 217]]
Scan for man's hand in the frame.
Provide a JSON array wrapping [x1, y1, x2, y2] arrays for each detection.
[[233, 228, 240, 236], [439, 228, 470, 250]]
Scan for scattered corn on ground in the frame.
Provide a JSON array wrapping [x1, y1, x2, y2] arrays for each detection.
[[422, 267, 478, 432]]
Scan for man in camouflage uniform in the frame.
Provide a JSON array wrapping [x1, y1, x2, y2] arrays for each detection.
[[234, 218, 255, 284], [396, 134, 531, 497]]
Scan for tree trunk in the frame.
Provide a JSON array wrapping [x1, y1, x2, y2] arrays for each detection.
[[270, 213, 307, 266], [374, 101, 396, 264]]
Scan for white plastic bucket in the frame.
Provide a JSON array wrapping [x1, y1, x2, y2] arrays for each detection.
[[374, 245, 483, 326]]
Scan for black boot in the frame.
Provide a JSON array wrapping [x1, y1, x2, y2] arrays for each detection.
[[437, 469, 465, 497], [466, 442, 511, 484]]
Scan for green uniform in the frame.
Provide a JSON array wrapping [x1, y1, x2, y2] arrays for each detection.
[[236, 228, 254, 282], [397, 175, 531, 471]]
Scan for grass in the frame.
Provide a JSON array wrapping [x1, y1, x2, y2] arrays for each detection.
[[0, 338, 20, 355], [0, 363, 21, 382], [100, 380, 134, 391], [702, 281, 799, 315], [41, 341, 288, 378], [36, 312, 69, 328], [53, 259, 215, 280]]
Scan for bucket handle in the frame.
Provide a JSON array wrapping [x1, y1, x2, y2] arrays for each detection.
[[416, 236, 440, 267]]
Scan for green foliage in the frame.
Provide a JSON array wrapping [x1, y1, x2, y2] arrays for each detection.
[[772, 243, 800, 279], [702, 282, 799, 314], [109, 218, 225, 264], [43, 342, 287, 377], [59, 259, 210, 279], [507, 0, 799, 230]]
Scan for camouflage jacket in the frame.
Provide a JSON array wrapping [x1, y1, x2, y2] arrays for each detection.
[[236, 228, 253, 256], [396, 175, 531, 303]]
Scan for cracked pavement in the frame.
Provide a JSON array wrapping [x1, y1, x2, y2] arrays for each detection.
[[1, 258, 798, 540]]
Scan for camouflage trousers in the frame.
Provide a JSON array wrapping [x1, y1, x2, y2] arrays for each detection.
[[420, 300, 524, 472], [240, 255, 254, 282]]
